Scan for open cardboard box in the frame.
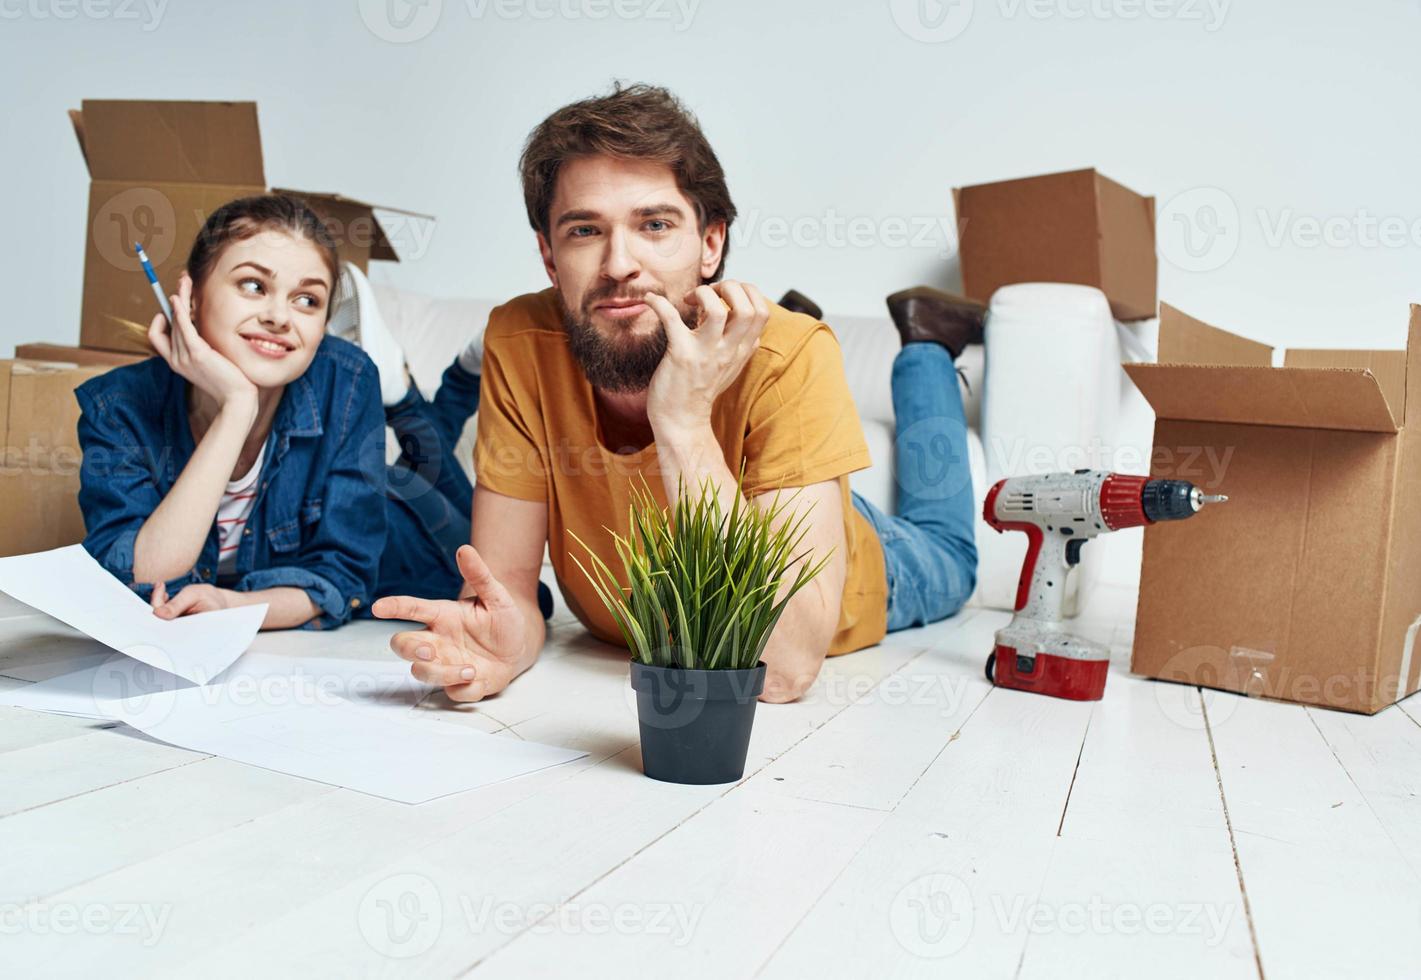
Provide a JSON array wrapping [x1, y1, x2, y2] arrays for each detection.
[[1126, 304, 1421, 713], [953, 168, 1157, 321], [72, 100, 427, 354]]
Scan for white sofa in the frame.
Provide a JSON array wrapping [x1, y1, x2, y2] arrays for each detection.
[[374, 284, 1148, 614]]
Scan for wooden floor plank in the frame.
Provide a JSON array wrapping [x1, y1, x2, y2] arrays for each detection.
[[746, 611, 999, 812], [1307, 703, 1421, 881], [1208, 693, 1421, 979], [475, 788, 888, 978], [1018, 678, 1256, 978], [0, 728, 203, 817], [762, 684, 1093, 976]]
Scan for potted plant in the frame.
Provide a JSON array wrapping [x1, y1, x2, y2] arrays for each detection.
[[573, 477, 829, 785]]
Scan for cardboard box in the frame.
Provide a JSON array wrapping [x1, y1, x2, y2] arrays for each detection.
[[73, 100, 267, 354], [1126, 304, 1421, 714], [0, 360, 112, 558], [73, 100, 424, 354], [954, 168, 1157, 321], [271, 189, 431, 272], [15, 344, 146, 368]]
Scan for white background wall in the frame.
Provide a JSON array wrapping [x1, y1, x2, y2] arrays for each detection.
[[1, 0, 1419, 358]]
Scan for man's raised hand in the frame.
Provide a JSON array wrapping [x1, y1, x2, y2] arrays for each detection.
[[643, 280, 770, 436], [372, 544, 529, 702]]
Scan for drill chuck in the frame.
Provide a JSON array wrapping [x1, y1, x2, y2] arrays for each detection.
[[1141, 479, 1229, 522]]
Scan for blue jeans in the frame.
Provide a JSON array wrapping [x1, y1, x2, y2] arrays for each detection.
[[852, 343, 978, 632], [378, 361, 554, 618]]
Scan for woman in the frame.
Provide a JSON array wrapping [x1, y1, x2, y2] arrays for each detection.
[[76, 194, 546, 629]]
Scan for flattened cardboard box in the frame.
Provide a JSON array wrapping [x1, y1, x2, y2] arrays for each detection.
[[1126, 304, 1421, 713], [72, 100, 425, 354], [0, 360, 112, 559], [953, 168, 1157, 321]]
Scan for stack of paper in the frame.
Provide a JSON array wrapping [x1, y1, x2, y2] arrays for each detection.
[[0, 545, 266, 682], [0, 547, 587, 803], [100, 677, 585, 804]]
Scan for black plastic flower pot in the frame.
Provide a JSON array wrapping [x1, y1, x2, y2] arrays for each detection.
[[629, 661, 767, 785]]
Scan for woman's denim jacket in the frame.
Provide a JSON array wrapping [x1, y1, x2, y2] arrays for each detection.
[[74, 336, 387, 629]]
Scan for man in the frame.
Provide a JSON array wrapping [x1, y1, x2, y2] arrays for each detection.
[[373, 84, 981, 703]]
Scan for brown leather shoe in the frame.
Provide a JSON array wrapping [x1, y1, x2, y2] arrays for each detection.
[[778, 289, 823, 321], [886, 286, 988, 358]]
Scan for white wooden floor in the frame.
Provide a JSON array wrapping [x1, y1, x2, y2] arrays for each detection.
[[2, 581, 1420, 979]]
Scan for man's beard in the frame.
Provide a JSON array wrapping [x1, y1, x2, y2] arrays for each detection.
[[560, 286, 670, 394]]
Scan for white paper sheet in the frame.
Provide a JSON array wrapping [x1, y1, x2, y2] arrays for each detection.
[[99, 677, 587, 804], [0, 652, 433, 722], [0, 655, 189, 719], [0, 546, 266, 683]]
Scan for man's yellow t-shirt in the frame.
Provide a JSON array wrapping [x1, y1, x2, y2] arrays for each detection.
[[473, 288, 888, 656]]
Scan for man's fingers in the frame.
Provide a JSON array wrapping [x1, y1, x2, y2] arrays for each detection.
[[445, 678, 490, 703], [410, 658, 482, 688], [391, 631, 490, 690], [372, 594, 444, 625], [389, 629, 439, 663], [687, 285, 728, 339], [644, 293, 692, 350], [743, 282, 771, 322], [150, 581, 168, 611], [742, 283, 772, 341], [455, 545, 514, 609], [717, 280, 754, 331]]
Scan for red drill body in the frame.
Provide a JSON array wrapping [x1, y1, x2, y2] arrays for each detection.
[[983, 470, 1225, 702]]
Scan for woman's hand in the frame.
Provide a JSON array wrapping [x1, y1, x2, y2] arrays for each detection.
[[147, 272, 257, 411], [150, 581, 237, 619], [372, 545, 529, 702], [644, 280, 770, 438]]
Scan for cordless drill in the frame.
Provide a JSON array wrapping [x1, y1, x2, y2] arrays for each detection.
[[983, 470, 1227, 701]]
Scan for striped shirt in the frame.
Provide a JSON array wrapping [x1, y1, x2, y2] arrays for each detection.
[[216, 446, 266, 578]]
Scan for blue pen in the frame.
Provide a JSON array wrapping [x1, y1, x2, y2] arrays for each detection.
[[134, 243, 176, 325]]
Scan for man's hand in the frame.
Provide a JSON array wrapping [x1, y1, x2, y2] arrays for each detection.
[[644, 280, 770, 437], [372, 545, 529, 702]]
